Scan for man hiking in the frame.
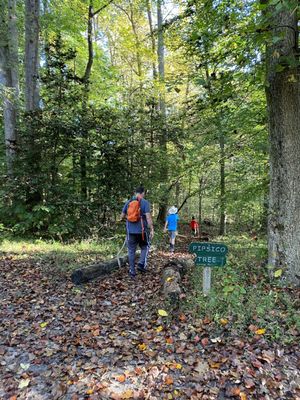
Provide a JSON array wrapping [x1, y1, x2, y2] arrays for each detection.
[[120, 186, 154, 278]]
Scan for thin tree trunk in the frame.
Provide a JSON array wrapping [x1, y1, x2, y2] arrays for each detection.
[[219, 132, 225, 235], [198, 176, 203, 235], [157, 0, 166, 122], [25, 0, 40, 112], [80, 0, 94, 201], [175, 182, 180, 207], [79, 0, 111, 200], [157, 0, 168, 223], [146, 0, 157, 79], [265, 1, 300, 286], [129, 2, 142, 83]]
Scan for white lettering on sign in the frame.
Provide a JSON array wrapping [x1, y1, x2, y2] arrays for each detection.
[[196, 256, 220, 264], [193, 245, 226, 253]]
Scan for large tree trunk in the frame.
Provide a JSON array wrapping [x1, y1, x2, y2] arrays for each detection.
[[24, 0, 41, 207], [265, 1, 300, 286], [0, 0, 19, 177]]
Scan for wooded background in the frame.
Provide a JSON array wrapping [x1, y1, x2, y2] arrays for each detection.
[[1, 0, 299, 285]]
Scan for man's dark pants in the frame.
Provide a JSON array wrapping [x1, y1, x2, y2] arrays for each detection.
[[127, 231, 150, 275]]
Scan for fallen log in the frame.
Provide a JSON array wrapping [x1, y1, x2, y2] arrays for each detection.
[[162, 258, 194, 311], [71, 255, 129, 285]]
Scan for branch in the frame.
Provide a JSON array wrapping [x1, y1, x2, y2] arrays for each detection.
[[177, 189, 200, 213], [92, 0, 114, 17]]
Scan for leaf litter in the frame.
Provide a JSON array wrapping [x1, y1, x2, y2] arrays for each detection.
[[0, 246, 299, 400]]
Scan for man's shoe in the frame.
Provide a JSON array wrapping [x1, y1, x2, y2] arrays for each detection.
[[137, 264, 147, 273], [129, 270, 136, 279]]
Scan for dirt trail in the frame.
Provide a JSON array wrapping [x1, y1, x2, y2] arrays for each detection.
[[0, 242, 299, 399]]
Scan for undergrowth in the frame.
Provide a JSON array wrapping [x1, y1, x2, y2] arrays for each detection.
[[186, 235, 300, 343], [0, 235, 126, 272]]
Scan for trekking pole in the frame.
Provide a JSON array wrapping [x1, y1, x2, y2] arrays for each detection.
[[116, 237, 127, 268]]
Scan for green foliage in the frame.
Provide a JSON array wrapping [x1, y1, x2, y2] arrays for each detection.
[[187, 235, 299, 343], [1, 0, 270, 237]]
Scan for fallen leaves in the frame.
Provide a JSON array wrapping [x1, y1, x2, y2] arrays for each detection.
[[0, 252, 299, 400], [18, 378, 30, 389], [165, 375, 174, 385], [20, 363, 30, 370], [220, 318, 228, 326], [255, 328, 266, 335], [201, 337, 209, 347], [115, 375, 126, 383], [260, 350, 275, 364], [122, 389, 134, 399], [138, 343, 147, 351], [274, 269, 282, 277], [158, 309, 168, 317], [244, 378, 255, 389]]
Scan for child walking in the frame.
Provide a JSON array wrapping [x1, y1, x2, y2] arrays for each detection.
[[190, 216, 199, 237], [164, 206, 179, 253]]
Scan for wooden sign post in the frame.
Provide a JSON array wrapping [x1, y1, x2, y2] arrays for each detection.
[[188, 242, 228, 295]]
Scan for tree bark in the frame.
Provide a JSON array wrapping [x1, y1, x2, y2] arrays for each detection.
[[0, 0, 19, 176], [219, 132, 225, 235], [265, 1, 300, 286], [146, 0, 157, 79], [157, 0, 168, 223], [25, 0, 40, 112], [80, 0, 94, 201], [71, 255, 130, 285], [198, 176, 203, 235], [24, 0, 42, 207], [162, 259, 193, 311]]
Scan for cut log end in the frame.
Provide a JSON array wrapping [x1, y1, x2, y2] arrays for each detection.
[[162, 257, 193, 311]]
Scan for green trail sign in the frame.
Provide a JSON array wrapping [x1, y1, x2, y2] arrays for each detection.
[[188, 242, 228, 267], [188, 242, 229, 295]]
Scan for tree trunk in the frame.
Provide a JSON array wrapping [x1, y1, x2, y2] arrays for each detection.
[[146, 0, 157, 79], [265, 1, 300, 286], [129, 2, 142, 84], [198, 176, 203, 235], [157, 0, 168, 223], [24, 0, 41, 207], [80, 0, 94, 201], [25, 0, 40, 112], [0, 0, 19, 176], [175, 181, 180, 207], [219, 132, 225, 235]]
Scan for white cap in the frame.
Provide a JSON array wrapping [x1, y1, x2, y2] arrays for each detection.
[[168, 206, 178, 215]]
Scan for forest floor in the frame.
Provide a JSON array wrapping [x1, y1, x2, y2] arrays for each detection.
[[0, 233, 299, 400]]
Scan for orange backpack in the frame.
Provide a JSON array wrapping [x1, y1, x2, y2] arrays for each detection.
[[127, 197, 142, 222]]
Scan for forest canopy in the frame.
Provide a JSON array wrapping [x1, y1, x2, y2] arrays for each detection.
[[0, 0, 271, 239]]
